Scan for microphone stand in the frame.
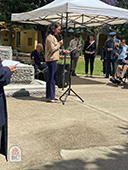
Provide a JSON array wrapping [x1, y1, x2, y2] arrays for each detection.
[[57, 34, 66, 90], [59, 44, 84, 105]]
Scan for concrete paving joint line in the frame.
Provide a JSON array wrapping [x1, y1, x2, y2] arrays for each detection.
[[69, 96, 128, 123]]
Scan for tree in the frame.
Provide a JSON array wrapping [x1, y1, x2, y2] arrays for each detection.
[[0, 0, 53, 23], [101, 0, 118, 6], [117, 0, 128, 9], [101, 0, 128, 42]]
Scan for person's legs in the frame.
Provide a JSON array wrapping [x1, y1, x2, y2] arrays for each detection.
[[38, 64, 47, 70], [105, 58, 111, 78], [0, 126, 2, 150], [46, 61, 57, 100], [112, 59, 117, 77], [72, 58, 75, 75], [90, 55, 95, 76], [46, 63, 50, 99], [38, 64, 48, 81], [84, 55, 89, 75], [114, 65, 123, 78], [120, 65, 128, 79], [110, 64, 127, 85], [103, 60, 106, 74], [72, 57, 79, 75]]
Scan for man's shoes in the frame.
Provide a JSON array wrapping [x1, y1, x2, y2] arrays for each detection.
[[104, 76, 109, 78], [46, 99, 57, 103], [110, 77, 121, 85], [72, 72, 77, 76], [54, 98, 59, 101], [115, 78, 121, 85], [110, 77, 116, 84]]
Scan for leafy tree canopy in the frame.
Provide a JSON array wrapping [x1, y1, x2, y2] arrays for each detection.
[[0, 0, 128, 40], [0, 0, 53, 23]]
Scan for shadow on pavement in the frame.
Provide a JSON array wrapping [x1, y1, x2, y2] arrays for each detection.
[[106, 82, 119, 87], [107, 82, 128, 89], [26, 144, 128, 170], [118, 125, 128, 135], [91, 144, 128, 170], [13, 96, 46, 102], [71, 76, 105, 85], [27, 159, 86, 170]]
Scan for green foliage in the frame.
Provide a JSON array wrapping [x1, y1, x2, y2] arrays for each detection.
[[105, 0, 128, 42], [0, 0, 53, 23], [111, 0, 128, 42], [0, 0, 128, 42], [58, 56, 103, 76], [117, 0, 128, 9], [76, 57, 103, 75]]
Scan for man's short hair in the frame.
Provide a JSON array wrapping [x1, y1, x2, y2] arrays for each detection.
[[36, 43, 43, 49], [121, 38, 126, 42], [74, 33, 79, 38]]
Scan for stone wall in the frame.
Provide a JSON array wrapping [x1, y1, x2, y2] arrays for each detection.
[[11, 63, 34, 84], [0, 46, 12, 60]]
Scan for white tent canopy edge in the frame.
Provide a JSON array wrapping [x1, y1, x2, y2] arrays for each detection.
[[11, 0, 128, 27]]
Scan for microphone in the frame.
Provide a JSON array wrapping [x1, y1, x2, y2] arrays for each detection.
[[58, 34, 63, 42], [58, 34, 64, 51]]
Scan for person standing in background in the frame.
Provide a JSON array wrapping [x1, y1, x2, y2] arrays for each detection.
[[45, 22, 68, 103], [0, 60, 16, 160], [104, 32, 123, 78], [83, 34, 96, 78], [69, 34, 81, 76], [101, 46, 106, 75]]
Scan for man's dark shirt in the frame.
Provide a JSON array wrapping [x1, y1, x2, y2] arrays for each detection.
[[31, 49, 45, 66]]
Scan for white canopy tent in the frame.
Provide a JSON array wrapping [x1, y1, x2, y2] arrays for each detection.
[[11, 0, 128, 90], [11, 0, 128, 27]]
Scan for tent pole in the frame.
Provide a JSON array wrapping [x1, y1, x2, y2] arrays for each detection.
[[74, 23, 76, 36], [62, 11, 68, 90]]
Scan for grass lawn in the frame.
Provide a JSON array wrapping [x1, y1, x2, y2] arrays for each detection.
[[58, 56, 104, 76]]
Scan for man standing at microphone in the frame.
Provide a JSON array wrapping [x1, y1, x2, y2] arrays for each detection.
[[0, 60, 16, 160], [45, 22, 68, 103]]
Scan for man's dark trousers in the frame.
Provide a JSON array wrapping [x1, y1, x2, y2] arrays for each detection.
[[106, 58, 117, 77], [0, 127, 2, 149]]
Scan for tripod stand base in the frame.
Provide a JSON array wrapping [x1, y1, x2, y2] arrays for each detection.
[[59, 87, 84, 105]]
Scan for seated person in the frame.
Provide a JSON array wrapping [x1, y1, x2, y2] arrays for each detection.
[[110, 39, 128, 84], [31, 43, 47, 80], [31, 43, 47, 70]]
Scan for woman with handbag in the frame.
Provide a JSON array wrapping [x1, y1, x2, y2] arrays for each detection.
[[83, 34, 96, 78]]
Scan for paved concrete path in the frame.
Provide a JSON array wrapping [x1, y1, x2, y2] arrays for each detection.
[[0, 75, 128, 170]]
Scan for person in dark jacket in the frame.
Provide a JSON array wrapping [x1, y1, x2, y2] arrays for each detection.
[[0, 59, 16, 161], [104, 32, 123, 78], [83, 34, 96, 78], [101, 46, 106, 75], [31, 43, 47, 80], [31, 43, 46, 70]]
